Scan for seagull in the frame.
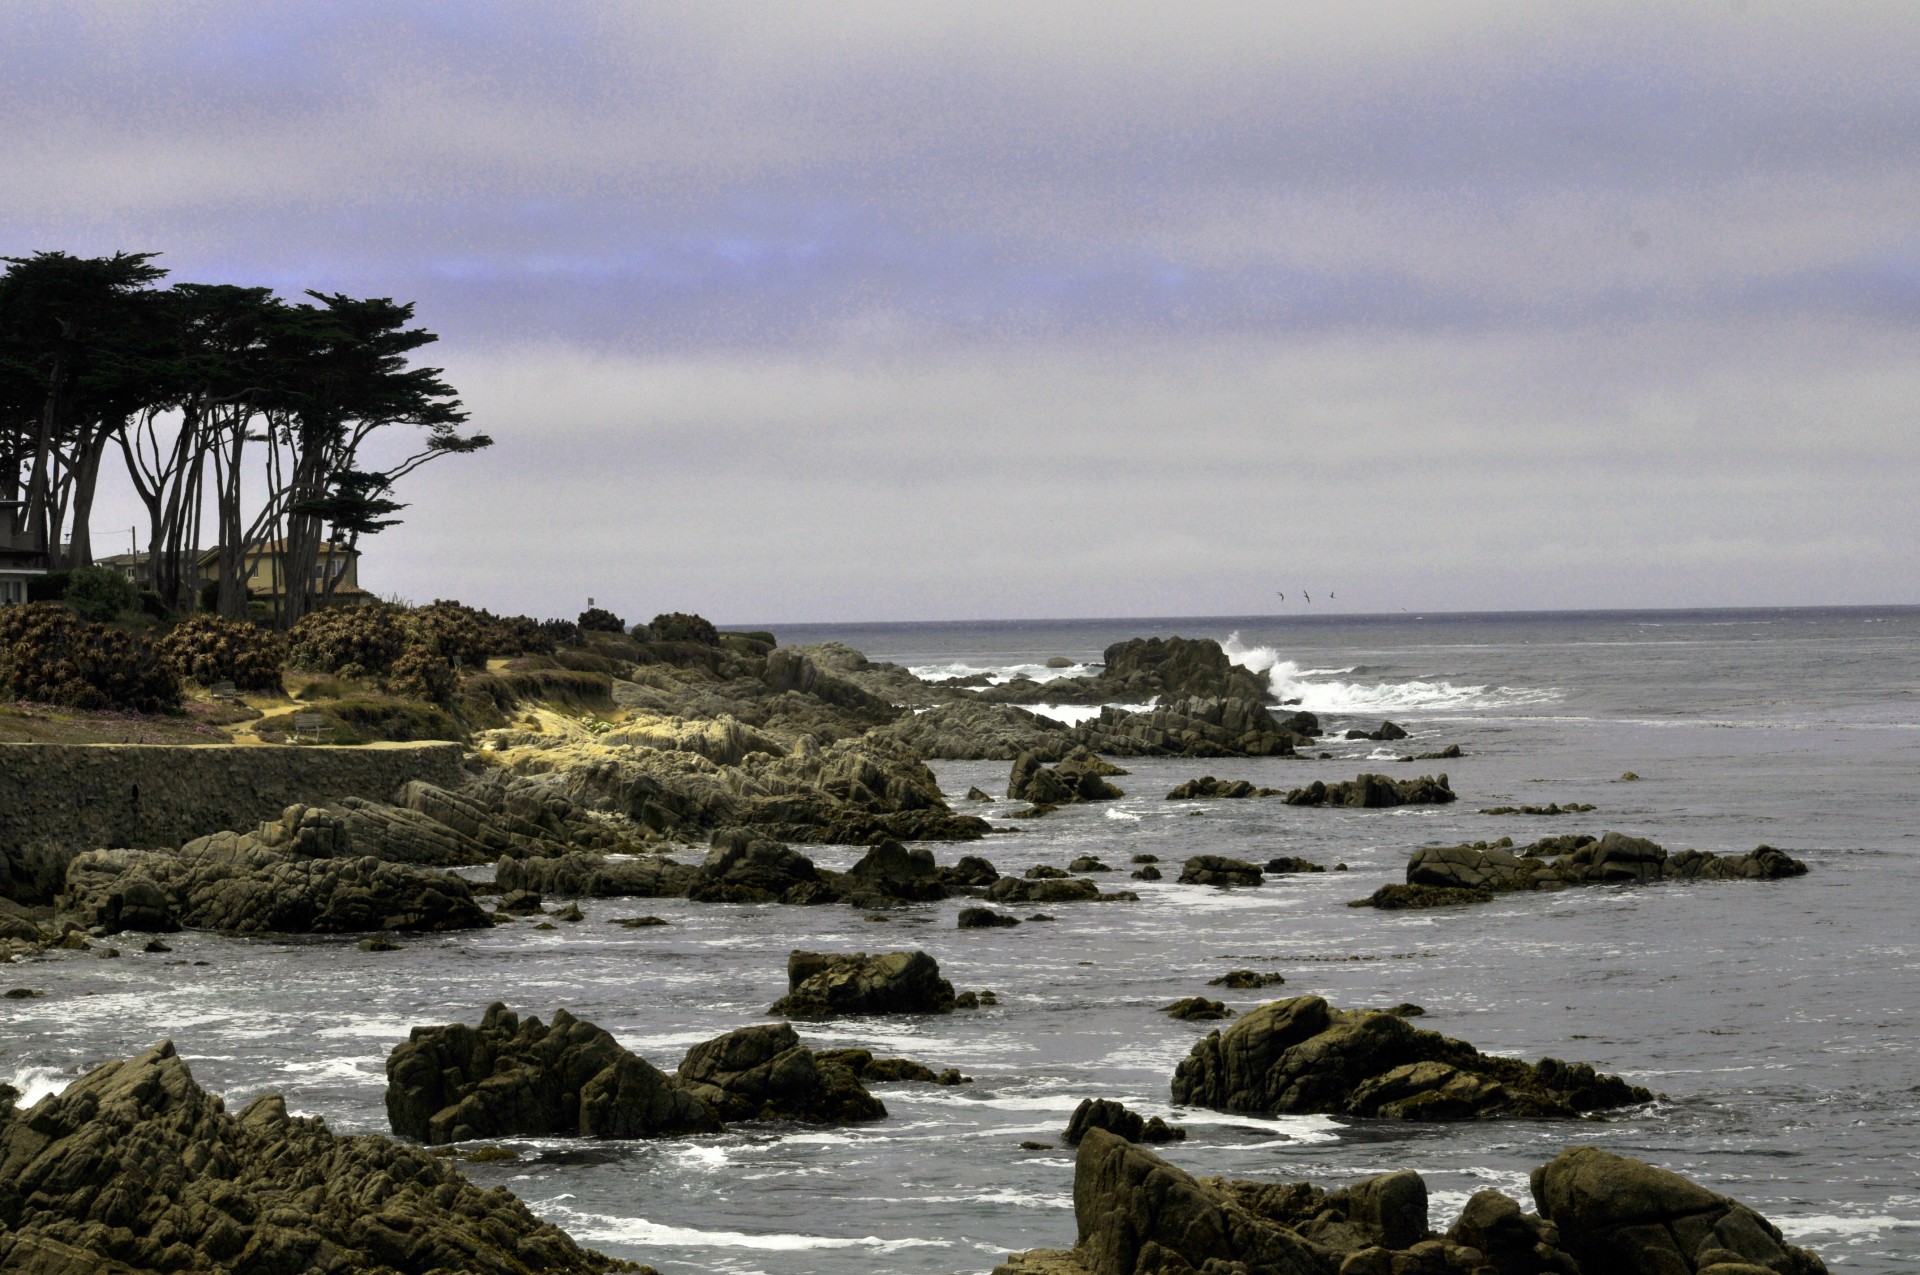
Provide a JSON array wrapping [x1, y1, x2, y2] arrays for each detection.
[[1275, 591, 1284, 601], [1329, 591, 1336, 600], [1303, 591, 1311, 604]]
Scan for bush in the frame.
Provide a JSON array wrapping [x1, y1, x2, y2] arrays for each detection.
[[539, 618, 582, 647], [488, 613, 555, 657], [410, 600, 497, 669], [578, 606, 625, 633], [649, 611, 720, 645], [385, 644, 459, 702], [28, 571, 71, 603], [285, 604, 411, 677], [0, 602, 181, 712], [63, 565, 140, 623], [160, 614, 285, 692]]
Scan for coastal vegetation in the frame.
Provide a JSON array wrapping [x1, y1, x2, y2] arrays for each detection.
[[0, 250, 489, 627]]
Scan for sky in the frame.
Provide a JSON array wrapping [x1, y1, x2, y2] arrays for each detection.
[[3, 1, 1916, 623]]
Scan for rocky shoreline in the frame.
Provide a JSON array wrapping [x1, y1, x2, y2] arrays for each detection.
[[0, 629, 1840, 1272]]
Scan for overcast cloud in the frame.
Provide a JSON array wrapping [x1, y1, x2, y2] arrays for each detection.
[[4, 1, 1915, 621]]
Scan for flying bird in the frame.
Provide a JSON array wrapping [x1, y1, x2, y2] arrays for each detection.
[[1303, 591, 1311, 604], [1275, 591, 1284, 601]]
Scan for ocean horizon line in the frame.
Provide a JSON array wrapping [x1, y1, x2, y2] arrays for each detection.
[[732, 602, 1920, 632]]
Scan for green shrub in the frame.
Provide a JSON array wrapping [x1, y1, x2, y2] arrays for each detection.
[[488, 613, 556, 656], [386, 644, 459, 702], [62, 565, 140, 623], [649, 611, 720, 645], [285, 604, 410, 677], [540, 618, 582, 647], [578, 606, 625, 633], [0, 602, 181, 712], [28, 571, 71, 603], [410, 600, 497, 669], [160, 614, 285, 692]]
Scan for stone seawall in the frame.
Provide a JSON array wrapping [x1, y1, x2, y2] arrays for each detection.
[[0, 743, 469, 903]]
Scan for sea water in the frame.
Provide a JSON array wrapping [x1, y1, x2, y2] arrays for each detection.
[[4, 608, 1917, 1272]]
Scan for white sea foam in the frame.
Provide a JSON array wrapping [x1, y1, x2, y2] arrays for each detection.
[[542, 1204, 951, 1251], [1774, 1211, 1913, 1241], [4, 1065, 70, 1107], [1221, 634, 1561, 713], [909, 661, 1099, 687], [1028, 701, 1153, 727]]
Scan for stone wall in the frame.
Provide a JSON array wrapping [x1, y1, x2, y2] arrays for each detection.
[[0, 743, 469, 895]]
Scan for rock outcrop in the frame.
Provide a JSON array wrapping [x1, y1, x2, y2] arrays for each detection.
[[838, 837, 949, 905], [495, 849, 697, 899], [984, 876, 1136, 904], [1403, 833, 1810, 897], [386, 1002, 720, 1144], [1171, 995, 1651, 1120], [1166, 776, 1283, 799], [1344, 720, 1409, 741], [688, 829, 833, 903], [0, 1040, 625, 1274], [1073, 696, 1300, 758], [868, 701, 1075, 760], [995, 1133, 1829, 1275], [1007, 752, 1125, 806], [62, 806, 491, 935], [675, 1023, 885, 1124], [767, 949, 957, 1018], [1285, 773, 1456, 808]]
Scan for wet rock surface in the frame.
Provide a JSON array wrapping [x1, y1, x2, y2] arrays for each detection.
[[1401, 832, 1810, 899], [0, 1040, 624, 1274], [767, 948, 957, 1018], [62, 805, 491, 935], [675, 1022, 886, 1124], [386, 1002, 719, 1143], [1061, 1098, 1185, 1146], [996, 1132, 1823, 1275], [1171, 995, 1652, 1120], [1285, 772, 1456, 808]]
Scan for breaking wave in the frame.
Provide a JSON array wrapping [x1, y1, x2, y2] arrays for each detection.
[[1221, 634, 1561, 713]]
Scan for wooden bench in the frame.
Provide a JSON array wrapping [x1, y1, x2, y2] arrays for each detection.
[[290, 712, 328, 744]]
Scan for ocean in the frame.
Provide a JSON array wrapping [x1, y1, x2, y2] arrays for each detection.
[[6, 607, 1917, 1272]]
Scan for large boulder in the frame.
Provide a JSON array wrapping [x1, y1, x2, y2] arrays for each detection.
[[0, 1040, 624, 1274], [1062, 1098, 1184, 1146], [675, 1023, 885, 1123], [1532, 1147, 1828, 1275], [385, 1002, 719, 1144], [1097, 636, 1273, 702], [62, 809, 491, 935], [0, 844, 82, 907], [768, 948, 957, 1018], [1285, 773, 1455, 808], [1171, 995, 1651, 1120]]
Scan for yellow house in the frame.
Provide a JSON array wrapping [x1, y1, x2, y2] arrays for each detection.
[[98, 540, 368, 604], [198, 540, 368, 601]]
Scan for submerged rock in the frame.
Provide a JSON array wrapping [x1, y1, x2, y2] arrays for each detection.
[[1352, 882, 1495, 909], [958, 905, 1021, 928], [0, 1040, 625, 1274], [767, 948, 957, 1018], [1285, 772, 1456, 808], [385, 1002, 720, 1144], [1171, 994, 1652, 1120]]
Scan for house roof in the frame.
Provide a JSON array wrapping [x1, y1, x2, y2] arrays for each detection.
[[97, 541, 361, 567]]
